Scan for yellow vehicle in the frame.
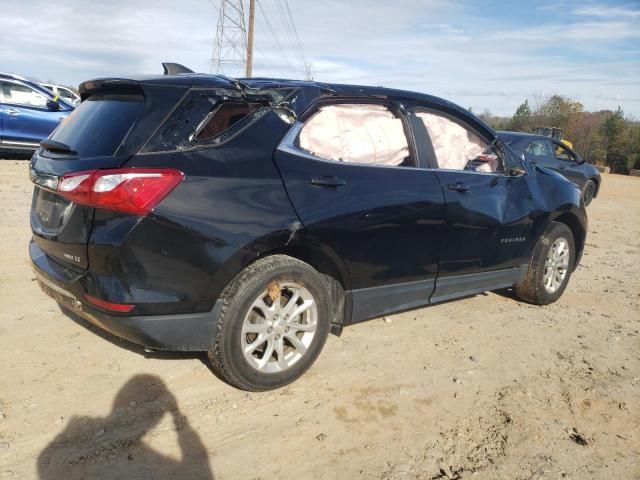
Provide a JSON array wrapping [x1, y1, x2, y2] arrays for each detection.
[[533, 126, 573, 149]]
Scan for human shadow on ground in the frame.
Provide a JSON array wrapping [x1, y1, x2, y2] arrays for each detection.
[[37, 374, 214, 480]]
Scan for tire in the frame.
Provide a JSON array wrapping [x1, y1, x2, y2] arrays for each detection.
[[208, 255, 331, 391], [582, 180, 596, 207], [515, 222, 575, 305]]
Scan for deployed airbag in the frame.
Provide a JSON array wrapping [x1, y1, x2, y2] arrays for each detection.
[[299, 104, 409, 166], [417, 112, 487, 170]]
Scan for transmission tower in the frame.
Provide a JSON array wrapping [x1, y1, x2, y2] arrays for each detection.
[[211, 0, 248, 76]]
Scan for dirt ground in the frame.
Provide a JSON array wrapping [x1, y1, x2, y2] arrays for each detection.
[[0, 159, 638, 480]]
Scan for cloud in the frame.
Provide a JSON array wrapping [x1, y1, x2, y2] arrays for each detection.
[[573, 5, 640, 18], [1, 0, 639, 117]]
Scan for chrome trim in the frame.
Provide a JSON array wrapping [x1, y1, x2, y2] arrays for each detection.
[[3, 140, 40, 147], [276, 120, 425, 172], [36, 273, 77, 301], [29, 167, 59, 190]]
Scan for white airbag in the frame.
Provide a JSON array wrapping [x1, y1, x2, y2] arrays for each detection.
[[417, 112, 488, 170], [299, 104, 409, 166]]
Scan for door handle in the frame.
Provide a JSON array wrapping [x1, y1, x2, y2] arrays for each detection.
[[5, 108, 20, 116], [308, 175, 347, 188], [447, 182, 470, 193]]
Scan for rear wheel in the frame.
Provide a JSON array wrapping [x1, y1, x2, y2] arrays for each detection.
[[515, 222, 575, 305], [208, 255, 330, 391], [582, 180, 596, 206]]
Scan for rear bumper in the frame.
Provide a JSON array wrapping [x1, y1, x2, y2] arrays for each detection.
[[31, 241, 218, 352]]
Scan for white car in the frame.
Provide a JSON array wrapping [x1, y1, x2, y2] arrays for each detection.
[[39, 83, 80, 106]]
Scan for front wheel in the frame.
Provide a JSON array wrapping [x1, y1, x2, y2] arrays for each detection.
[[582, 180, 596, 207], [208, 255, 331, 391], [515, 222, 575, 305]]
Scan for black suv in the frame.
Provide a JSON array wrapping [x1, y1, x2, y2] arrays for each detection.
[[30, 64, 587, 391]]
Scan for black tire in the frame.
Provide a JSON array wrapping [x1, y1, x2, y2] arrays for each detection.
[[208, 255, 331, 391], [582, 180, 596, 207], [515, 222, 575, 305]]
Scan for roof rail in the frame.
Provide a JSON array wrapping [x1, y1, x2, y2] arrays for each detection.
[[162, 63, 194, 75], [0, 72, 28, 81]]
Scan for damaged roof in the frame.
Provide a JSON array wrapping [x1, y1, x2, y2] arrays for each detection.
[[78, 63, 482, 129]]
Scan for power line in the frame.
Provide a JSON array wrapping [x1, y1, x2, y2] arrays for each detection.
[[273, 0, 304, 65], [283, 0, 306, 64], [210, 0, 309, 78], [255, 0, 298, 71]]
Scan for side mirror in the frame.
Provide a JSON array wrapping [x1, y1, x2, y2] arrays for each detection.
[[46, 99, 61, 111]]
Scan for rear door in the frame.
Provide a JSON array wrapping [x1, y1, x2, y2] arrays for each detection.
[[410, 107, 535, 302], [0, 89, 3, 141], [274, 100, 445, 322]]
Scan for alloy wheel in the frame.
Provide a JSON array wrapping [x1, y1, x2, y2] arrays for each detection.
[[241, 282, 318, 373], [543, 237, 570, 294]]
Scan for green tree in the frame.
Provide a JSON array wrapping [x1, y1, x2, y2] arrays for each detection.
[[508, 99, 533, 132], [533, 94, 583, 131], [600, 107, 629, 173]]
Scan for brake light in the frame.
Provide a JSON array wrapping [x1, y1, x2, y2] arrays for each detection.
[[57, 168, 184, 215], [85, 294, 135, 313]]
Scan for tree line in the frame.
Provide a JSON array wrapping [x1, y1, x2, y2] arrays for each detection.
[[477, 95, 640, 174]]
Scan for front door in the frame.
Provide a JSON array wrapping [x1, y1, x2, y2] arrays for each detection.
[[551, 141, 585, 186], [410, 106, 535, 302], [274, 101, 446, 322]]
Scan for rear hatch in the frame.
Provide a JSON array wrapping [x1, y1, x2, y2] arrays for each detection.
[[30, 78, 191, 271]]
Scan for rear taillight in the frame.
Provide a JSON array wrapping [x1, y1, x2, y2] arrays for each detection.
[[57, 168, 184, 215], [85, 294, 135, 313]]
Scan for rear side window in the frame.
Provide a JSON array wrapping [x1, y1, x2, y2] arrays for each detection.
[[195, 102, 259, 140], [48, 94, 144, 157], [297, 104, 410, 166], [144, 90, 263, 152]]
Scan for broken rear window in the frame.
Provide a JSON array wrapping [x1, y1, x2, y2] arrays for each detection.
[[143, 90, 263, 152], [195, 102, 260, 141]]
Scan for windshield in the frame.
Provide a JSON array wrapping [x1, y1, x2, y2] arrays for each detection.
[[48, 94, 144, 157]]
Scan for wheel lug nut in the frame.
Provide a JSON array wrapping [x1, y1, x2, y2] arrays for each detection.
[[267, 327, 274, 333], [275, 334, 281, 340], [285, 326, 290, 332]]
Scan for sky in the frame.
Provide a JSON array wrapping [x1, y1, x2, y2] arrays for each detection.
[[1, 0, 639, 117]]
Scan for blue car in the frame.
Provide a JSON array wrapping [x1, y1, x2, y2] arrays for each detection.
[[498, 131, 602, 206], [0, 72, 74, 154]]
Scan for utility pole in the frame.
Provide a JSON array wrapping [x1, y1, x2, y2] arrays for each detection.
[[246, 0, 256, 77], [304, 62, 313, 81]]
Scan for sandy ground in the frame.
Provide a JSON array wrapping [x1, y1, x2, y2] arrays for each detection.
[[0, 159, 638, 480]]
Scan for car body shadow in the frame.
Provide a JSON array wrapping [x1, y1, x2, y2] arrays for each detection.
[[37, 374, 214, 479], [58, 305, 204, 360], [58, 305, 229, 384]]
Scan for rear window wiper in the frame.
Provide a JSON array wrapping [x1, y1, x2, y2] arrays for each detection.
[[40, 139, 77, 155]]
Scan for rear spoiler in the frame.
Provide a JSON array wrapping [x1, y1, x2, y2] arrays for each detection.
[[162, 63, 194, 75], [78, 64, 195, 101], [78, 78, 146, 101]]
